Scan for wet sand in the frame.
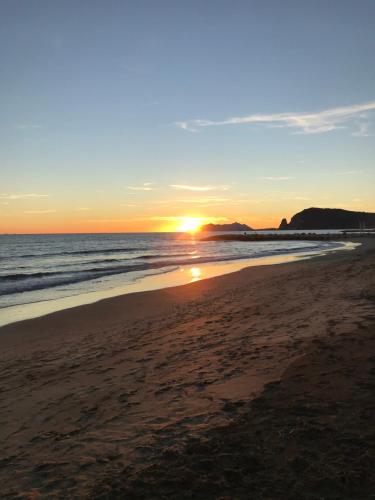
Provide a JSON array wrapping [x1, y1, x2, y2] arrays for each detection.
[[0, 239, 374, 498]]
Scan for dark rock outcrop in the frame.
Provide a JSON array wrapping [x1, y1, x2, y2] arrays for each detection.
[[279, 218, 288, 230], [201, 222, 253, 232], [279, 208, 375, 230]]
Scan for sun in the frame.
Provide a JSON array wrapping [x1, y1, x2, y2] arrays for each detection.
[[176, 217, 203, 233]]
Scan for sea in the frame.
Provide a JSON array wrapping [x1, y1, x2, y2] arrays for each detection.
[[0, 232, 353, 326]]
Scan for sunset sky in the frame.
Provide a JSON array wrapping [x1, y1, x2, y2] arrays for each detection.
[[1, 0, 374, 233]]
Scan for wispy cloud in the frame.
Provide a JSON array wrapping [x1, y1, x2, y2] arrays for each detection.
[[75, 207, 91, 211], [24, 209, 56, 214], [176, 101, 375, 135], [259, 176, 294, 181], [149, 216, 228, 222], [170, 184, 230, 192], [175, 197, 231, 204], [0, 193, 49, 200], [352, 122, 374, 137], [176, 122, 198, 133], [327, 170, 361, 176], [128, 182, 155, 191]]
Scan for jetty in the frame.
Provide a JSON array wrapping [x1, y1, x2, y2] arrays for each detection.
[[203, 231, 375, 242]]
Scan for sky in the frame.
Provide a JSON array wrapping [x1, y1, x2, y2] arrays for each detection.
[[1, 0, 374, 233]]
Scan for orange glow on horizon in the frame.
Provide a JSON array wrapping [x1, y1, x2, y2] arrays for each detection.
[[0, 210, 285, 234]]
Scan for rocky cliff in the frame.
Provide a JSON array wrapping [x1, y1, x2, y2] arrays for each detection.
[[202, 222, 253, 232], [279, 208, 375, 230]]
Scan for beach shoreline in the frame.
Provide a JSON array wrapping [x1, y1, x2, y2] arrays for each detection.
[[0, 239, 356, 328], [0, 238, 374, 498]]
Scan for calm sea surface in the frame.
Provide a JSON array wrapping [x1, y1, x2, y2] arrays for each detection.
[[0, 232, 346, 325]]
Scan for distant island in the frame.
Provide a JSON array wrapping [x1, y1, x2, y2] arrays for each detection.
[[279, 208, 375, 230], [201, 222, 253, 232]]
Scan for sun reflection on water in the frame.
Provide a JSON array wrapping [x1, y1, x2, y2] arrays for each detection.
[[190, 267, 202, 282]]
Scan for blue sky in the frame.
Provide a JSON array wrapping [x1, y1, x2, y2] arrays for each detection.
[[1, 0, 374, 232]]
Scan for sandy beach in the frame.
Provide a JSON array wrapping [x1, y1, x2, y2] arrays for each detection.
[[1, 239, 374, 499]]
